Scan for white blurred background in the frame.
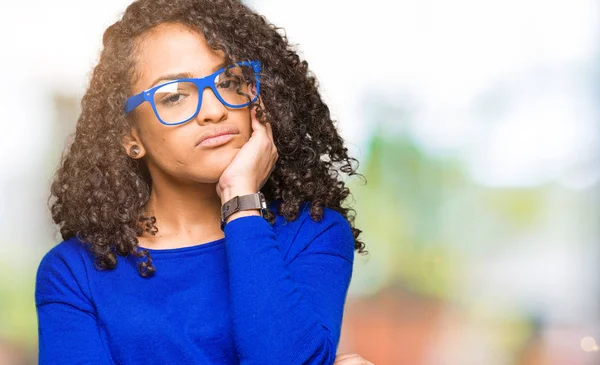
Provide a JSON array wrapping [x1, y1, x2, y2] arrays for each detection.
[[0, 1, 598, 364]]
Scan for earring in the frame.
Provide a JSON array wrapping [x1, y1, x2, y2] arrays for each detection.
[[129, 145, 141, 158]]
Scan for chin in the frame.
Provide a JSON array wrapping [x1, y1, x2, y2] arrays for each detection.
[[184, 169, 223, 184], [188, 154, 235, 179]]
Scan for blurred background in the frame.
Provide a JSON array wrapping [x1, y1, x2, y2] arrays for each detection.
[[0, 0, 598, 364]]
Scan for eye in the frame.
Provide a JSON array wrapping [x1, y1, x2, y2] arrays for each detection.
[[217, 78, 241, 90], [160, 93, 185, 105]]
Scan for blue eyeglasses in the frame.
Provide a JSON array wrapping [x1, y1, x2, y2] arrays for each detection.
[[124, 60, 261, 126]]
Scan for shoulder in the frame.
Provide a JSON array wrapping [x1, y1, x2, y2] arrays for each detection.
[[35, 236, 95, 308], [272, 201, 355, 263], [37, 236, 92, 274]]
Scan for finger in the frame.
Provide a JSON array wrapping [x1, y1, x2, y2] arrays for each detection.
[[249, 104, 263, 126], [335, 358, 364, 365], [250, 101, 268, 131], [264, 120, 275, 142], [266, 124, 277, 158], [334, 354, 361, 363], [334, 354, 374, 365], [250, 109, 262, 133], [336, 353, 353, 357], [338, 359, 373, 365], [253, 118, 271, 144], [251, 112, 273, 144], [249, 104, 274, 148]]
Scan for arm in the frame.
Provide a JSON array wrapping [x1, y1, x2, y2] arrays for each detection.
[[35, 245, 114, 365], [224, 211, 354, 365]]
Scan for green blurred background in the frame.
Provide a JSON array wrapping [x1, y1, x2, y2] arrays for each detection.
[[1, 0, 599, 364]]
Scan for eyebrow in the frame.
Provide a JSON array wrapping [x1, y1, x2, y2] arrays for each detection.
[[148, 61, 228, 89]]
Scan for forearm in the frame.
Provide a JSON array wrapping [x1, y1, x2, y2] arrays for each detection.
[[223, 215, 351, 365]]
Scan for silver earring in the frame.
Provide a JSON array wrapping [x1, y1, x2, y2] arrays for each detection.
[[129, 145, 141, 158]]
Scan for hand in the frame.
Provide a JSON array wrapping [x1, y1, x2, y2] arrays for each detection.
[[216, 101, 278, 203], [334, 353, 375, 365]]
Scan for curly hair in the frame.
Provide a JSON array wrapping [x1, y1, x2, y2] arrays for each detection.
[[49, 0, 367, 277]]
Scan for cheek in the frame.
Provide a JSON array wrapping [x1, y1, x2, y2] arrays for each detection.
[[241, 115, 253, 139], [148, 135, 189, 168], [139, 122, 192, 168]]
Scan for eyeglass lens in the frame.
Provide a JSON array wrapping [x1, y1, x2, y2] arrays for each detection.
[[153, 64, 258, 124]]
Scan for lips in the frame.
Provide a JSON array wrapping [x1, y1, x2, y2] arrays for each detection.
[[196, 126, 240, 147]]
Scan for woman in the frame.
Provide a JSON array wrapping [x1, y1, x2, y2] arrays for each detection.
[[35, 0, 371, 364]]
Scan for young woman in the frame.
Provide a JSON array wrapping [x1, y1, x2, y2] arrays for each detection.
[[35, 0, 371, 364]]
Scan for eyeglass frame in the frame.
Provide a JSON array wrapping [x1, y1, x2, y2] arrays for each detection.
[[124, 60, 262, 126]]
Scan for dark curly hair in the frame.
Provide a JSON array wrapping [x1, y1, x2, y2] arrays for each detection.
[[49, 0, 367, 277]]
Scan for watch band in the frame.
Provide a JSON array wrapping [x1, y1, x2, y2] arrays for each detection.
[[220, 191, 267, 231]]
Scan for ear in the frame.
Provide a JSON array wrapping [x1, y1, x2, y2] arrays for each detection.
[[121, 127, 147, 159]]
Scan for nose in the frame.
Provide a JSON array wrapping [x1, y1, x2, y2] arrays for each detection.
[[195, 86, 227, 124]]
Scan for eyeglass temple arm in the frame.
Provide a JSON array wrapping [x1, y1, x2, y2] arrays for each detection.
[[125, 92, 147, 113], [250, 60, 261, 72]]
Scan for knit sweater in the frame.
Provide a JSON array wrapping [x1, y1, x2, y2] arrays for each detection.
[[35, 201, 355, 364]]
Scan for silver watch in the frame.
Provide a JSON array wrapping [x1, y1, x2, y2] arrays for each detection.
[[220, 191, 267, 231]]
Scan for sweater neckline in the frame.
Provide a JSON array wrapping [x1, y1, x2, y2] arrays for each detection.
[[136, 236, 226, 257]]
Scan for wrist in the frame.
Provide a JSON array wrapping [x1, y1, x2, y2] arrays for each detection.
[[220, 186, 258, 205], [224, 210, 262, 225], [220, 191, 267, 231]]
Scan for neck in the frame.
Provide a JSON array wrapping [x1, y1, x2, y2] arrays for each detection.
[[141, 171, 223, 245]]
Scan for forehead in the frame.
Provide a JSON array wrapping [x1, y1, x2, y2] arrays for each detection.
[[132, 22, 225, 90]]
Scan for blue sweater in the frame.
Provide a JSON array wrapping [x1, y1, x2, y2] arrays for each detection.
[[35, 201, 355, 365]]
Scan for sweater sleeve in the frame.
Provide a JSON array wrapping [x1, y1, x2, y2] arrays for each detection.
[[35, 244, 114, 365], [224, 209, 355, 365]]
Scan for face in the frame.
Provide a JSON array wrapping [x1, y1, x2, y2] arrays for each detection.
[[123, 22, 254, 184]]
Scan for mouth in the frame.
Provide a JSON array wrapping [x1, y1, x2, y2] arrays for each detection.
[[197, 133, 238, 148], [195, 126, 240, 148]]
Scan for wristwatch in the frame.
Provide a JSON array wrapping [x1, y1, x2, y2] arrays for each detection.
[[220, 191, 268, 231]]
